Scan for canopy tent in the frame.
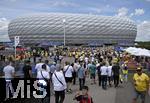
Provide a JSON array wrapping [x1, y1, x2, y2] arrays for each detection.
[[38, 41, 63, 47], [114, 46, 124, 52], [125, 47, 150, 57]]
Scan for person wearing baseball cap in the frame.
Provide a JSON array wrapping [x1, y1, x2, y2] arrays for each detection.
[[132, 67, 150, 103]]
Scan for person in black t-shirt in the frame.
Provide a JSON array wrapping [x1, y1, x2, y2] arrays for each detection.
[[97, 63, 102, 86], [22, 60, 33, 98], [23, 60, 32, 79], [112, 63, 120, 88]]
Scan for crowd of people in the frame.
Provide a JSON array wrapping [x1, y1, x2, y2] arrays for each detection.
[[1, 46, 150, 103]]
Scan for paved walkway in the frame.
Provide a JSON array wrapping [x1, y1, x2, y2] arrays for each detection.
[[116, 82, 150, 103], [50, 78, 150, 103], [51, 78, 116, 103], [1, 78, 150, 103]]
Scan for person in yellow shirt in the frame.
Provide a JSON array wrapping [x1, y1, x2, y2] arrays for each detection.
[[122, 62, 128, 82], [132, 67, 150, 103]]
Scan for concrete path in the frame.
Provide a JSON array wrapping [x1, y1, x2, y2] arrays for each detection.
[[116, 82, 150, 103], [51, 78, 150, 103], [51, 78, 116, 103], [1, 78, 150, 103]]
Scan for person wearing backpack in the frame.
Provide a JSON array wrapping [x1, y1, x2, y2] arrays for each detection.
[[63, 62, 74, 93], [37, 64, 50, 103], [52, 64, 67, 103]]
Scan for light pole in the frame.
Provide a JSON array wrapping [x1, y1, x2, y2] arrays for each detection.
[[62, 19, 66, 46]]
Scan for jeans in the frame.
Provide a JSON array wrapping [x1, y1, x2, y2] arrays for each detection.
[[123, 74, 128, 82], [98, 74, 101, 86], [113, 75, 119, 87], [72, 72, 76, 85], [133, 89, 146, 103], [79, 78, 85, 90], [101, 75, 107, 89], [108, 76, 113, 86], [55, 90, 65, 103], [6, 81, 14, 99]]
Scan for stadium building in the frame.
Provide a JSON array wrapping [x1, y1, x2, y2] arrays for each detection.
[[8, 13, 137, 46]]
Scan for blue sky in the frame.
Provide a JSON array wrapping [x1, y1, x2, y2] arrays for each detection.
[[0, 0, 150, 41]]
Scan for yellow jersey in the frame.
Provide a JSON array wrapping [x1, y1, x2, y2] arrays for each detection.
[[122, 70, 128, 74], [112, 58, 118, 63], [133, 73, 149, 92]]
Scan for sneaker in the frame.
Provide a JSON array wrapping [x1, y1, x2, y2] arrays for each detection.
[[69, 89, 72, 93], [66, 90, 69, 93], [4, 98, 8, 101]]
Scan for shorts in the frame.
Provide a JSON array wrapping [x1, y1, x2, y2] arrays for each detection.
[[65, 77, 72, 83], [90, 74, 96, 79], [133, 89, 146, 102]]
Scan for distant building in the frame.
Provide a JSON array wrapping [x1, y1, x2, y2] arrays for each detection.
[[8, 13, 137, 46]]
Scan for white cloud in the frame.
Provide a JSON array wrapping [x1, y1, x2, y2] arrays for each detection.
[[135, 9, 145, 16], [0, 18, 10, 42], [116, 7, 128, 17], [130, 8, 145, 17], [129, 13, 134, 17], [51, 1, 79, 7], [0, 18, 9, 29], [116, 7, 145, 19], [88, 7, 101, 13], [136, 21, 150, 41]]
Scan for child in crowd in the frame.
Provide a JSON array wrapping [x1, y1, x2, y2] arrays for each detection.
[[74, 86, 93, 103]]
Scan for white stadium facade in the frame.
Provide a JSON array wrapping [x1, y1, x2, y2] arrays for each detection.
[[8, 13, 137, 46]]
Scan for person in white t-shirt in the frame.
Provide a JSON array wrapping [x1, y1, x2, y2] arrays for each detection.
[[37, 64, 50, 102], [52, 64, 66, 103], [3, 61, 15, 100], [35, 59, 50, 73], [107, 63, 113, 87], [91, 56, 95, 62], [100, 62, 108, 90], [63, 62, 74, 93], [37, 64, 50, 86], [84, 56, 89, 72]]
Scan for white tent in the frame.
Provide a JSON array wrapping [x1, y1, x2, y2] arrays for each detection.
[[125, 47, 150, 57]]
